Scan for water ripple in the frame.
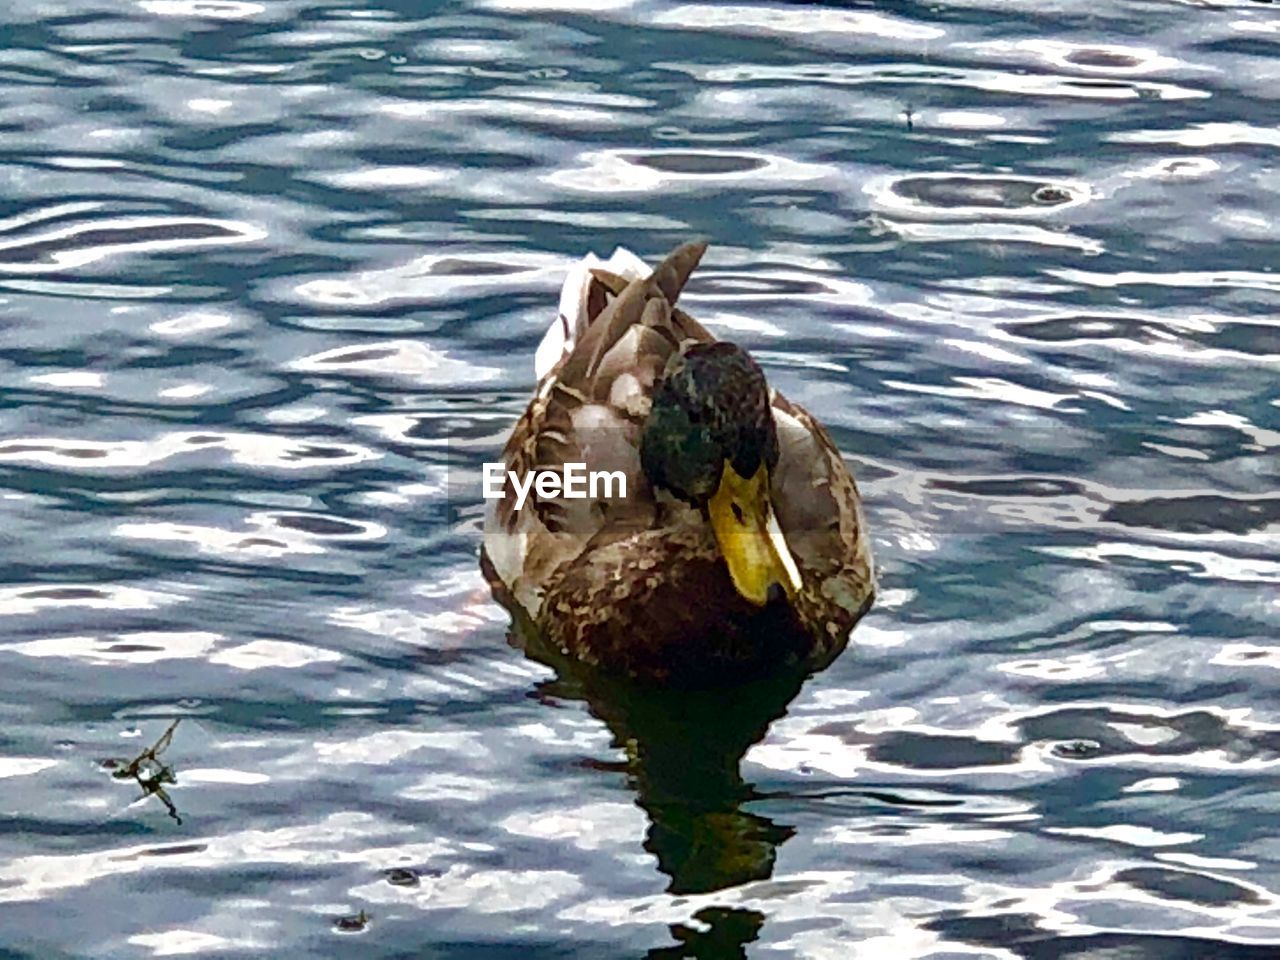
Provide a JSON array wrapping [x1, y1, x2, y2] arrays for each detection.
[[0, 215, 265, 273]]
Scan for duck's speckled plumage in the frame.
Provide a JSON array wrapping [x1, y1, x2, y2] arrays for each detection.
[[481, 241, 874, 685]]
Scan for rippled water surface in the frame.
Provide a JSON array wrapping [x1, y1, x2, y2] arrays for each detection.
[[2, 0, 1279, 956]]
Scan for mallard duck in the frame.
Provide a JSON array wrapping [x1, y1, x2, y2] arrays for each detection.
[[481, 241, 874, 685]]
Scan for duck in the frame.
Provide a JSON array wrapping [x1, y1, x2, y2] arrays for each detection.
[[481, 241, 874, 686]]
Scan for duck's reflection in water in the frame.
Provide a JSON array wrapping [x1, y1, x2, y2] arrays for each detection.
[[648, 906, 765, 960], [533, 661, 811, 896]]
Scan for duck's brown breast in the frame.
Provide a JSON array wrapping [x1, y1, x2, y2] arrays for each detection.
[[538, 525, 822, 686]]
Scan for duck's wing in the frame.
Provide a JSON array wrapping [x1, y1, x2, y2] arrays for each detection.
[[580, 246, 717, 353], [533, 247, 650, 381], [554, 240, 709, 392], [770, 392, 875, 621], [484, 241, 713, 615]]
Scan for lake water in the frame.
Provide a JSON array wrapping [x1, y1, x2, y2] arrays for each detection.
[[1, 0, 1278, 957]]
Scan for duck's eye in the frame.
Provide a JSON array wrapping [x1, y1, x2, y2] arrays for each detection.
[[730, 502, 745, 524]]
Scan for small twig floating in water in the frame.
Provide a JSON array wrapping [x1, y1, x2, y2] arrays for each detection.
[[105, 718, 184, 825]]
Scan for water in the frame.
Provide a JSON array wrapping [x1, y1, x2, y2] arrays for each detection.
[[1, 0, 1278, 956]]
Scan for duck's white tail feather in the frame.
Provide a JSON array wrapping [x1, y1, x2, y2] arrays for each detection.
[[534, 247, 649, 381]]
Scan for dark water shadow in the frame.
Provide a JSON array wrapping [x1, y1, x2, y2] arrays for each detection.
[[648, 906, 766, 960], [533, 659, 810, 897]]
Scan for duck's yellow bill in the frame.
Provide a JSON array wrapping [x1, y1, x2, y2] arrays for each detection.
[[708, 460, 803, 606]]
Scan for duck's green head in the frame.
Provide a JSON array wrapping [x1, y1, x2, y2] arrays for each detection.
[[640, 341, 802, 606]]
